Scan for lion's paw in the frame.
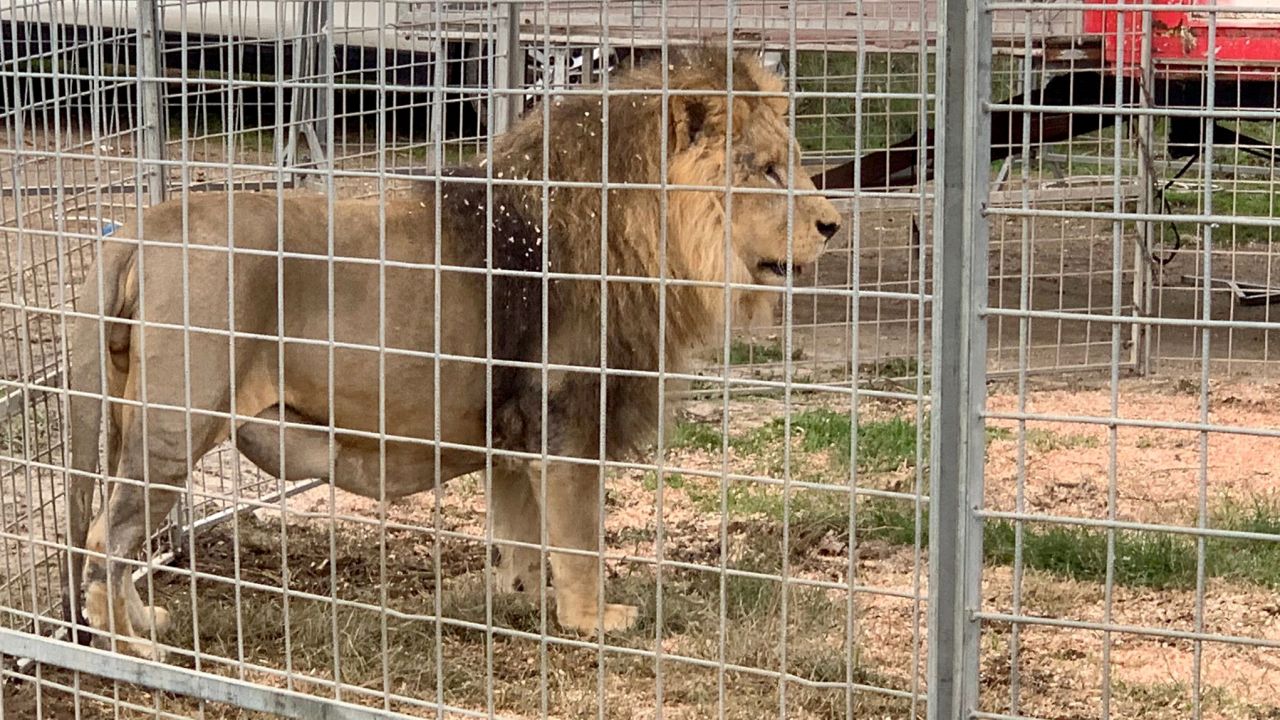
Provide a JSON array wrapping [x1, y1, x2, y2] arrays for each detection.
[[81, 582, 168, 660], [145, 605, 172, 635], [557, 602, 640, 636], [119, 638, 167, 662], [81, 581, 110, 632], [495, 567, 529, 594], [493, 546, 541, 595]]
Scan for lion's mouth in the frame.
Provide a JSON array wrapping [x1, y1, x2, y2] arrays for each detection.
[[755, 260, 803, 284]]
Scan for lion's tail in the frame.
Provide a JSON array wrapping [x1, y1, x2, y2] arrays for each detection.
[[64, 237, 136, 635]]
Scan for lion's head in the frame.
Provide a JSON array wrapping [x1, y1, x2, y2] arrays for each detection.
[[485, 46, 841, 360], [663, 53, 842, 296]]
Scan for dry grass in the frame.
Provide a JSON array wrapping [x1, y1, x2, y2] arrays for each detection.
[[5, 378, 1280, 719], [4, 509, 917, 719]]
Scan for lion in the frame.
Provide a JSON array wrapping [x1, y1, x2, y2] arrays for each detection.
[[64, 46, 841, 658]]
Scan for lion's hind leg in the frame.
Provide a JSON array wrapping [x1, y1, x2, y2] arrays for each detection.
[[81, 390, 224, 660], [81, 439, 186, 661]]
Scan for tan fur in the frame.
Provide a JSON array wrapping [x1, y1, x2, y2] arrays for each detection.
[[64, 47, 841, 656]]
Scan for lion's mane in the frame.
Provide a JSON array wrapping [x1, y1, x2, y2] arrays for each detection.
[[424, 47, 781, 461]]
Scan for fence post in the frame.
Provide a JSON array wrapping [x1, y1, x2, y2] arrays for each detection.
[[136, 0, 166, 204], [284, 0, 332, 185], [493, 1, 524, 135], [928, 0, 991, 714], [1133, 12, 1156, 375]]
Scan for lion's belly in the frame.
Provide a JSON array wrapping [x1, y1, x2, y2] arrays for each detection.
[[274, 218, 494, 467]]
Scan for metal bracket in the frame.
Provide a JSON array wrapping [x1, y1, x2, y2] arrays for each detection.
[[1181, 274, 1280, 307]]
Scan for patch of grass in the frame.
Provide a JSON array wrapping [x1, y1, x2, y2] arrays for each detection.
[[723, 338, 801, 366], [791, 51, 1023, 157], [984, 520, 1200, 589], [792, 51, 938, 155], [1162, 186, 1278, 244], [986, 426, 1015, 443], [663, 409, 1280, 592], [1112, 681, 1193, 716], [393, 141, 481, 165], [1025, 429, 1100, 453], [984, 426, 1100, 452], [0, 406, 51, 457], [863, 356, 921, 380], [641, 470, 686, 491], [851, 497, 1280, 591], [850, 498, 923, 548], [669, 419, 725, 453], [734, 410, 916, 473]]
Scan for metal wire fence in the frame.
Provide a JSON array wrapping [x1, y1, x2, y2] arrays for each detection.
[[0, 1, 1278, 719]]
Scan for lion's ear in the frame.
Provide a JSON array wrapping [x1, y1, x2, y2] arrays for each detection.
[[671, 93, 734, 154], [669, 95, 709, 153]]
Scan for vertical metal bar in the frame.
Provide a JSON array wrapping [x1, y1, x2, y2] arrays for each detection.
[[1101, 9, 1133, 718], [1133, 10, 1155, 376], [493, 1, 524, 136], [312, 0, 333, 172], [1192, 12, 1220, 718], [136, 0, 166, 205], [286, 0, 331, 184], [927, 0, 991, 714]]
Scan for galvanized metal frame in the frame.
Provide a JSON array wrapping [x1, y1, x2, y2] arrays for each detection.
[[928, 0, 990, 715]]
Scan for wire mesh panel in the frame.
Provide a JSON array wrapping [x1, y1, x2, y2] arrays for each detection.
[[4, 0, 1273, 719], [975, 0, 1280, 718], [0, 1, 939, 718], [0, 0, 159, 640]]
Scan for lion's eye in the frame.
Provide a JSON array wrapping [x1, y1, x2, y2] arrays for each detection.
[[765, 164, 784, 186]]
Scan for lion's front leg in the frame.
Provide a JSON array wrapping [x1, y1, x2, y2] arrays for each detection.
[[490, 463, 543, 594], [532, 461, 638, 635]]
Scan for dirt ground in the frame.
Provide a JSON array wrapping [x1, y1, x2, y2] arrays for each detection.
[[3, 134, 1280, 718], [4, 377, 1280, 719]]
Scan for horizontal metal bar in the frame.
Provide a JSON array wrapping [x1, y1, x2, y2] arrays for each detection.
[[0, 69, 935, 101], [1038, 152, 1280, 180], [0, 627, 429, 720], [0, 251, 914, 301], [989, 0, 1280, 11], [0, 367, 62, 417], [984, 306, 1280, 332], [980, 509, 1280, 543], [0, 183, 141, 198], [0, 449, 928, 528], [976, 611, 1280, 650], [988, 203, 1280, 229], [183, 478, 326, 536], [984, 361, 1139, 381], [0, 146, 885, 200], [985, 407, 1280, 439], [992, 101, 1280, 123]]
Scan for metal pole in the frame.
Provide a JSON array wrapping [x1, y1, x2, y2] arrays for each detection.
[[1134, 12, 1156, 375], [928, 0, 990, 714], [493, 1, 524, 135], [285, 0, 331, 185], [0, 628, 424, 720], [137, 0, 166, 204]]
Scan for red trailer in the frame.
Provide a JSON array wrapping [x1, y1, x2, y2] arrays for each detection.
[[817, 0, 1280, 192], [1085, 0, 1280, 79]]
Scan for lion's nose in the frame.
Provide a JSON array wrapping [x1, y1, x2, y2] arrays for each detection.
[[816, 220, 840, 241]]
